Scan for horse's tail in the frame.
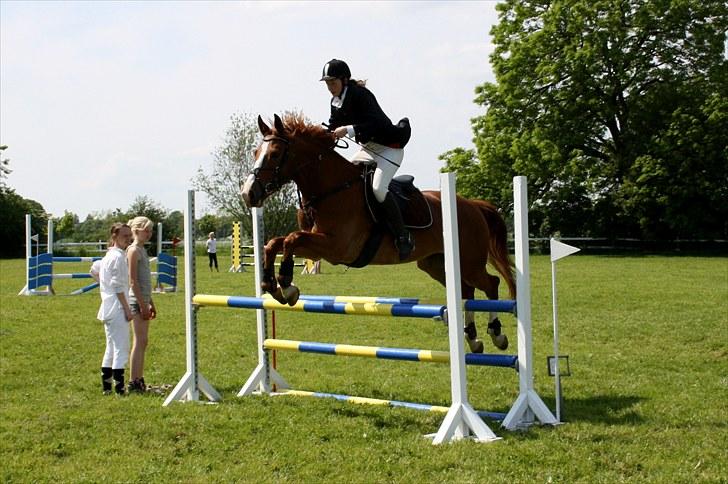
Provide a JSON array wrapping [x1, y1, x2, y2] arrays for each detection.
[[476, 200, 516, 299]]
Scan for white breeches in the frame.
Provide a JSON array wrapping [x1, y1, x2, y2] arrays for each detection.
[[101, 311, 129, 369], [351, 142, 404, 203]]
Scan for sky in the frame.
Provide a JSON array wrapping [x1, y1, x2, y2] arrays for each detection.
[[1, 1, 500, 219]]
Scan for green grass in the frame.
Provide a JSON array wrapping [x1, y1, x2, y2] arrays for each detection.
[[1, 254, 727, 483]]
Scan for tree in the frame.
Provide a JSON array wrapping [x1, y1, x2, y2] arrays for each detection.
[[193, 112, 298, 242], [0, 190, 48, 258], [162, 210, 184, 240], [443, 0, 728, 239], [54, 210, 79, 241], [127, 196, 167, 226], [197, 214, 220, 239], [0, 145, 11, 190]]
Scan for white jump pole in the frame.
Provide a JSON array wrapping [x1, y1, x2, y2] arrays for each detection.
[[163, 190, 221, 406], [432, 172, 500, 443], [239, 207, 288, 396], [157, 222, 163, 257], [501, 176, 557, 429], [18, 214, 32, 295], [47, 219, 54, 255]]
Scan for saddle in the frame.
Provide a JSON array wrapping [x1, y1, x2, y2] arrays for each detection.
[[363, 167, 433, 229], [346, 167, 432, 268]]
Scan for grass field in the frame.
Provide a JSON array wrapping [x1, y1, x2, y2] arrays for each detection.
[[1, 253, 727, 483]]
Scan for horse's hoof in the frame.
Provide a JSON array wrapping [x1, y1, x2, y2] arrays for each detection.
[[490, 334, 509, 351], [281, 285, 300, 306], [270, 287, 288, 305], [467, 338, 484, 354]]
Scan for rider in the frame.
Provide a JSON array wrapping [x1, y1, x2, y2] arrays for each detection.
[[320, 58, 414, 260]]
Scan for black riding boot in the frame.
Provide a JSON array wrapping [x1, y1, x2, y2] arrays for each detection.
[[380, 193, 414, 260], [101, 367, 113, 395], [112, 368, 125, 395]]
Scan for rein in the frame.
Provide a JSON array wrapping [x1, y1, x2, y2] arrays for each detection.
[[258, 134, 362, 224]]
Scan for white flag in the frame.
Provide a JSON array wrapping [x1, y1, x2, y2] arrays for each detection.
[[550, 238, 580, 262], [31, 234, 39, 242]]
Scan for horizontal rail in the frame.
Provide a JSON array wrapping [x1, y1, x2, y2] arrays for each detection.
[[53, 273, 93, 279], [52, 256, 102, 263], [265, 294, 421, 305], [275, 389, 507, 421], [264, 339, 518, 368], [193, 295, 445, 319]]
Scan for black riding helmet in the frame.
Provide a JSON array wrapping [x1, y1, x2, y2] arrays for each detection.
[[320, 59, 351, 81]]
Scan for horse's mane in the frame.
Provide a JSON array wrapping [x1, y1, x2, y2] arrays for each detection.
[[280, 112, 336, 147]]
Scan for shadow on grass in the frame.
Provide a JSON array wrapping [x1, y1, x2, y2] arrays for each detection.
[[558, 394, 646, 425]]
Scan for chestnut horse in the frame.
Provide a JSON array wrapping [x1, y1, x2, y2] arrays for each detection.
[[241, 113, 515, 353]]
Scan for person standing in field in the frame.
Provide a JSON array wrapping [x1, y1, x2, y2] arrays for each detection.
[[127, 216, 157, 393], [206, 231, 219, 272], [97, 223, 133, 395]]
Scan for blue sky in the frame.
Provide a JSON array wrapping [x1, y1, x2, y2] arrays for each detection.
[[1, 1, 500, 218]]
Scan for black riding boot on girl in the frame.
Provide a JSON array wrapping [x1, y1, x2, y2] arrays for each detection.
[[380, 193, 414, 260]]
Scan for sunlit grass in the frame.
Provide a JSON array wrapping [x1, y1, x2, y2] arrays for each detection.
[[1, 254, 727, 482]]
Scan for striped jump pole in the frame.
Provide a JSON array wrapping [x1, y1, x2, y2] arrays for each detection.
[[263, 339, 518, 368], [290, 294, 422, 305], [71, 282, 100, 295], [193, 294, 445, 319], [277, 389, 507, 422]]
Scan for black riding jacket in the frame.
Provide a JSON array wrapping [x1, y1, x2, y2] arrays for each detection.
[[328, 81, 410, 148]]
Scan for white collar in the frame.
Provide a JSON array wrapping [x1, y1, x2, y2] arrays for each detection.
[[331, 85, 348, 109]]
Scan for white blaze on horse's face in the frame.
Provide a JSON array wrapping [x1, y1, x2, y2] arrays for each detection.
[[253, 140, 269, 170], [241, 140, 270, 208]]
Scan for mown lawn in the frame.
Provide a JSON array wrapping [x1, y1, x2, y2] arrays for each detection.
[[1, 254, 726, 483]]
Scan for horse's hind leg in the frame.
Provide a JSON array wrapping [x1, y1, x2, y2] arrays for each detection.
[[417, 255, 484, 354], [462, 286, 485, 354], [469, 270, 509, 351]]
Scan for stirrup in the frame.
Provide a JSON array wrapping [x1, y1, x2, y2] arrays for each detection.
[[396, 233, 414, 260]]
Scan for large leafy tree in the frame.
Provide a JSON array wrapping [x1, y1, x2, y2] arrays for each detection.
[[0, 146, 49, 258], [193, 112, 298, 242], [443, 0, 728, 239]]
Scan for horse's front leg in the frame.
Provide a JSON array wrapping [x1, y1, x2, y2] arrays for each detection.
[[275, 230, 339, 306], [262, 237, 288, 304]]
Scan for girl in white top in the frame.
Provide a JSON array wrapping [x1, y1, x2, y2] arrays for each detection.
[[97, 223, 133, 395], [206, 232, 219, 272], [127, 216, 157, 393]]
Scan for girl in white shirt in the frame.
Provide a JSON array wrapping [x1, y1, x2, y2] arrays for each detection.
[[97, 223, 133, 395], [206, 232, 219, 272]]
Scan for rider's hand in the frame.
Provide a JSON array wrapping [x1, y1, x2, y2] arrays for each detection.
[[333, 126, 347, 139]]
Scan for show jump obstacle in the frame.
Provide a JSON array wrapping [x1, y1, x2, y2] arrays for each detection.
[[164, 174, 558, 443], [19, 218, 177, 296]]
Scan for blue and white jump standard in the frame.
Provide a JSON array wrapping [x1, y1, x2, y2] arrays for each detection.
[[163, 174, 558, 443], [19, 217, 177, 296]]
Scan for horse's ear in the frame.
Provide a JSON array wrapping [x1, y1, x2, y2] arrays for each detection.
[[258, 115, 271, 136], [273, 113, 285, 133]]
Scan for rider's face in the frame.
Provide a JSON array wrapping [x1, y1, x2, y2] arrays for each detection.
[[325, 78, 343, 97]]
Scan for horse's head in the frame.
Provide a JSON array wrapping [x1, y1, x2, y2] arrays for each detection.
[[242, 113, 340, 208], [242, 114, 294, 208]]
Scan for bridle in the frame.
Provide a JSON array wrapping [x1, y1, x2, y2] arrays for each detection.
[[251, 133, 363, 223], [252, 135, 291, 195]]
